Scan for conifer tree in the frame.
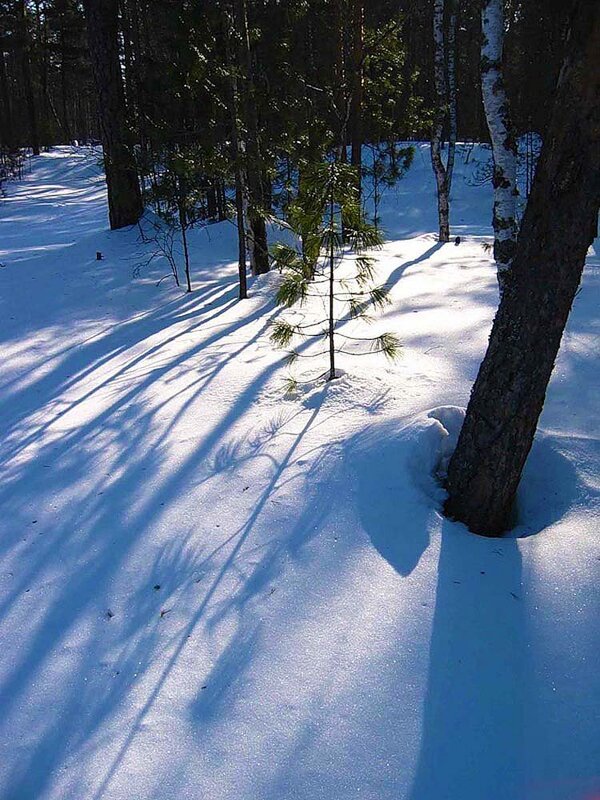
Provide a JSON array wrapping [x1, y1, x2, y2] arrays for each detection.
[[270, 161, 399, 385], [82, 0, 142, 229]]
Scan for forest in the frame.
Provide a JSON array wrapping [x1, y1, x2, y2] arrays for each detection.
[[0, 1, 598, 798]]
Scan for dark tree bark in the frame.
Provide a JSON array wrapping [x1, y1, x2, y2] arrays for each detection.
[[15, 0, 40, 155], [333, 0, 347, 162], [0, 44, 14, 149], [349, 0, 364, 188], [233, 0, 269, 275], [225, 4, 248, 300], [178, 204, 192, 293], [83, 0, 142, 229], [444, 0, 600, 536], [59, 19, 71, 142]]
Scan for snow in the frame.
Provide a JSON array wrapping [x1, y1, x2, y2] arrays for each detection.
[[0, 145, 598, 800]]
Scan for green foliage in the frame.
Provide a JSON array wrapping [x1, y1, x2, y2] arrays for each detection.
[[364, 143, 414, 230], [363, 18, 424, 144], [143, 146, 206, 229], [270, 160, 400, 383]]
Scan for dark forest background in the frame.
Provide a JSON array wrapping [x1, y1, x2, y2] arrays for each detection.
[[0, 0, 568, 154]]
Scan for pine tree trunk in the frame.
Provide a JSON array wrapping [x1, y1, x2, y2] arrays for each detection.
[[235, 174, 248, 299], [328, 169, 336, 381], [15, 0, 40, 155], [36, 0, 50, 147], [481, 0, 519, 290], [225, 6, 248, 300], [333, 0, 347, 161], [179, 211, 192, 293], [120, 0, 136, 119], [60, 30, 71, 142], [349, 0, 364, 190], [431, 0, 450, 243], [128, 0, 149, 158], [0, 45, 14, 149], [83, 0, 143, 230], [444, 0, 600, 536], [233, 0, 269, 275]]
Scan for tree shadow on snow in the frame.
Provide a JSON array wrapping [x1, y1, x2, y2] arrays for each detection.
[[349, 419, 433, 576], [0, 274, 287, 798], [516, 433, 598, 536], [385, 241, 444, 290], [347, 415, 597, 800], [407, 521, 527, 800]]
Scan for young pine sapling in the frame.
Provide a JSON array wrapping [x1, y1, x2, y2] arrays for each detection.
[[270, 161, 399, 385], [364, 142, 413, 231]]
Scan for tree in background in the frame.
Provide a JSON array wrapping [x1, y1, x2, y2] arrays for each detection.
[[481, 0, 519, 291], [0, 28, 14, 151], [430, 0, 457, 243], [505, 0, 569, 138], [0, 0, 95, 150], [14, 0, 39, 154], [444, 0, 600, 535], [445, 0, 457, 193], [349, 0, 364, 186], [0, 0, 576, 293], [364, 143, 414, 231], [143, 147, 209, 293], [223, 2, 248, 300], [0, 0, 571, 157], [82, 0, 142, 229], [233, 0, 269, 275]]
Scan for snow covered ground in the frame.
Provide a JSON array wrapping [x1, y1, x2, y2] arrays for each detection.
[[0, 145, 598, 800]]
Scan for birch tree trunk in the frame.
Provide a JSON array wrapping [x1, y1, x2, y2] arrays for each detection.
[[446, 0, 458, 194], [430, 0, 450, 243], [444, 0, 600, 536], [481, 0, 518, 290]]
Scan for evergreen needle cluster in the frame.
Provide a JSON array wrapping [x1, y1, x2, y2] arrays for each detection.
[[270, 161, 400, 386]]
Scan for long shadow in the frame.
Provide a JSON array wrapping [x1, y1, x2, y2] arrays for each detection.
[[87, 393, 371, 797], [0, 301, 279, 606], [0, 276, 248, 470], [2, 400, 166, 798], [407, 523, 526, 800], [89, 404, 324, 800], [385, 242, 444, 290], [2, 152, 301, 798], [349, 418, 432, 576], [0, 277, 297, 798], [347, 414, 529, 799]]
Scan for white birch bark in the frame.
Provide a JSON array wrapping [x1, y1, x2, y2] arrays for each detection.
[[481, 0, 519, 290], [446, 0, 458, 194], [431, 0, 450, 242]]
